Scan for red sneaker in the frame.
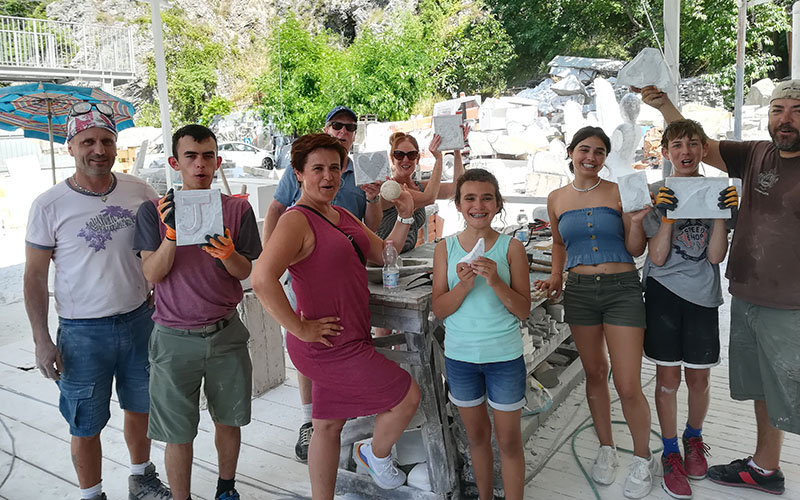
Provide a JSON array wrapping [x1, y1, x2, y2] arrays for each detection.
[[683, 436, 710, 479], [661, 452, 692, 499]]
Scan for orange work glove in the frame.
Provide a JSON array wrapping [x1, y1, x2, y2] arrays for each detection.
[[201, 228, 235, 260], [157, 188, 176, 241], [718, 185, 739, 209]]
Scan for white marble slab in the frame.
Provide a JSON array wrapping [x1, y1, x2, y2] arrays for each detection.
[[432, 114, 465, 151], [352, 151, 390, 186], [174, 188, 224, 246], [617, 171, 652, 213], [665, 176, 732, 219]]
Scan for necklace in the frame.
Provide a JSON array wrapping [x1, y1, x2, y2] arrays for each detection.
[[71, 173, 116, 202], [571, 178, 602, 193]]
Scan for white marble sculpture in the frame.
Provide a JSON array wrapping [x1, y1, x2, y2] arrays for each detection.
[[353, 151, 391, 185], [605, 93, 642, 180], [433, 115, 465, 151], [457, 237, 485, 265], [617, 171, 652, 213], [175, 188, 224, 246], [665, 177, 732, 219]]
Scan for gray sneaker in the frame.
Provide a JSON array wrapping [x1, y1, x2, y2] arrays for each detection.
[[129, 463, 173, 499], [83, 494, 107, 500]]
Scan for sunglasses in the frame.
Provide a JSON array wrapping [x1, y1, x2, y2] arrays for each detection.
[[392, 150, 419, 161], [327, 121, 357, 132], [69, 102, 114, 118]]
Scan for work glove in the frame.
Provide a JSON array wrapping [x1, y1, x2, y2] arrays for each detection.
[[201, 228, 235, 260], [654, 186, 678, 224], [158, 188, 176, 241], [718, 185, 739, 209]]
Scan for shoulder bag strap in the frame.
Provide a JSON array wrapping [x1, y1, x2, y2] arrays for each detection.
[[296, 204, 366, 266]]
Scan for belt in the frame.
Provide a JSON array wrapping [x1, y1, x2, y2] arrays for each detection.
[[175, 311, 238, 337]]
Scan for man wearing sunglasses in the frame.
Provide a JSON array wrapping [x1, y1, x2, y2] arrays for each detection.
[[262, 105, 382, 463], [24, 104, 172, 500]]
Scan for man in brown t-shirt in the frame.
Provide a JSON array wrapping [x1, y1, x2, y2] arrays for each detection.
[[640, 81, 800, 495]]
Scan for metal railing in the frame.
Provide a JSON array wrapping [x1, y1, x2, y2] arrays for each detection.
[[0, 15, 134, 75]]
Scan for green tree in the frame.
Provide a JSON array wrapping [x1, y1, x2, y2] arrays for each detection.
[[137, 7, 225, 126]]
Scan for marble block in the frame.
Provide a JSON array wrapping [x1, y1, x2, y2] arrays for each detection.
[[175, 188, 224, 246], [433, 114, 465, 151], [618, 171, 652, 213], [665, 177, 731, 219], [353, 151, 390, 186]]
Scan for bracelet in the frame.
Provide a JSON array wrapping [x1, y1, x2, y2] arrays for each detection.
[[661, 216, 675, 224], [397, 215, 415, 224], [366, 195, 380, 204]]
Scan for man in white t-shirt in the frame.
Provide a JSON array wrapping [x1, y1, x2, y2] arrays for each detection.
[[23, 105, 172, 500]]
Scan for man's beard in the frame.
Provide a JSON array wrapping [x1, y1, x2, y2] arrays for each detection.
[[770, 125, 800, 152]]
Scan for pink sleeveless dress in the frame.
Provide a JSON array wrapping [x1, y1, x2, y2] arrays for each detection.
[[287, 205, 412, 420]]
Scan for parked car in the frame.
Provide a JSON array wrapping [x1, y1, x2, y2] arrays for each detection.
[[218, 141, 275, 169]]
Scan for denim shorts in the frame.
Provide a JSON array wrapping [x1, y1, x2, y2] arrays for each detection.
[[445, 356, 527, 411], [563, 271, 646, 328], [56, 302, 153, 437]]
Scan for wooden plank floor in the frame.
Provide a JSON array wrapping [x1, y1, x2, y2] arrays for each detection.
[[524, 263, 800, 500], [2, 263, 800, 499]]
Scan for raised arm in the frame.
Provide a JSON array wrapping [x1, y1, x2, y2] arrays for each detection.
[[639, 86, 726, 172], [360, 189, 414, 264]]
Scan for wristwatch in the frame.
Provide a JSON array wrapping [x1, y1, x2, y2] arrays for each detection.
[[397, 215, 415, 224], [366, 194, 380, 204]]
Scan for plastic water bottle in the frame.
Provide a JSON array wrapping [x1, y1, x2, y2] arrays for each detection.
[[516, 210, 529, 243], [382, 241, 400, 290]]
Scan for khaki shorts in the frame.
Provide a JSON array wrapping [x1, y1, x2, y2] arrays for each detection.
[[563, 271, 646, 328], [729, 297, 800, 435], [147, 314, 252, 443]]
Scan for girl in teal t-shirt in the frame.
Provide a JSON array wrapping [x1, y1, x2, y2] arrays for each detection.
[[432, 168, 531, 500]]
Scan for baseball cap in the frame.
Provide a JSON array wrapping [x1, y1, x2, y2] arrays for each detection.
[[770, 80, 800, 103], [66, 108, 117, 142], [325, 105, 357, 123]]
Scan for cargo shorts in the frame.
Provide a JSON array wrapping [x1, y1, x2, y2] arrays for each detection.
[[729, 297, 800, 434], [147, 313, 252, 443]]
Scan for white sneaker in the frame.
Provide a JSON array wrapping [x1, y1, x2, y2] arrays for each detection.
[[624, 454, 661, 499], [591, 445, 619, 485], [354, 443, 406, 489]]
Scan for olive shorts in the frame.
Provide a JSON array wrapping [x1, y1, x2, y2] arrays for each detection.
[[147, 314, 252, 444], [729, 296, 800, 434], [563, 271, 646, 328]]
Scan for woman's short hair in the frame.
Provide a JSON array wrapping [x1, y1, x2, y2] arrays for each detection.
[[389, 132, 420, 153], [453, 168, 504, 214], [291, 133, 348, 174], [566, 126, 612, 173]]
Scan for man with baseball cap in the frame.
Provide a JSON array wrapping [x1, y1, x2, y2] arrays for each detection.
[[263, 105, 382, 462], [24, 103, 171, 500], [640, 81, 800, 495]]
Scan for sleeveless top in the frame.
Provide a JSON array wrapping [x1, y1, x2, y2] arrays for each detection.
[[558, 206, 633, 270], [285, 205, 411, 419], [443, 234, 523, 363], [376, 181, 428, 253]]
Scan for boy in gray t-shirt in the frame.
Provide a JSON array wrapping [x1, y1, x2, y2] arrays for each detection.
[[641, 119, 738, 499]]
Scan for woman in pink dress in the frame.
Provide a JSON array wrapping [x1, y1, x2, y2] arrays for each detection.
[[252, 133, 421, 499]]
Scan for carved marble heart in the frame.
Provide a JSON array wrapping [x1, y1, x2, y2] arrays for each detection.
[[353, 151, 391, 186]]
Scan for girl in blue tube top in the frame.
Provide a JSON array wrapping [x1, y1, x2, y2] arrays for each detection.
[[533, 126, 657, 499]]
